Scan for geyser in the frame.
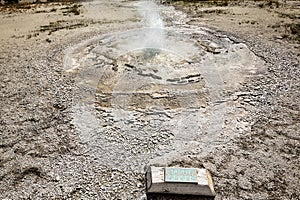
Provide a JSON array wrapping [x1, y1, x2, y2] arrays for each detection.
[[137, 0, 166, 50]]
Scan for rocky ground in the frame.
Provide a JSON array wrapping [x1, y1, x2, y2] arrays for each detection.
[[169, 1, 300, 199], [0, 0, 299, 199]]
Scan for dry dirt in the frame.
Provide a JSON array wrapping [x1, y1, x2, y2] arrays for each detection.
[[0, 0, 299, 199]]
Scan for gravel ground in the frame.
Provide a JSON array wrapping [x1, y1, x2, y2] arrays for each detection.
[[0, 0, 299, 199], [199, 32, 300, 199], [170, 1, 300, 199]]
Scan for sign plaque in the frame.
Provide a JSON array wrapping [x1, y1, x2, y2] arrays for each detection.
[[146, 166, 216, 196], [164, 167, 198, 183]]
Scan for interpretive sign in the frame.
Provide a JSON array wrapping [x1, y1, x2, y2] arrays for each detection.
[[146, 166, 216, 196], [165, 167, 198, 183]]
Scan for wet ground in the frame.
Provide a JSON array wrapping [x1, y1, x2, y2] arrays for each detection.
[[0, 0, 299, 199]]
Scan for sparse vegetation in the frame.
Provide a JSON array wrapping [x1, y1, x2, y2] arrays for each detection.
[[39, 20, 87, 34], [61, 4, 81, 15], [288, 23, 300, 41]]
